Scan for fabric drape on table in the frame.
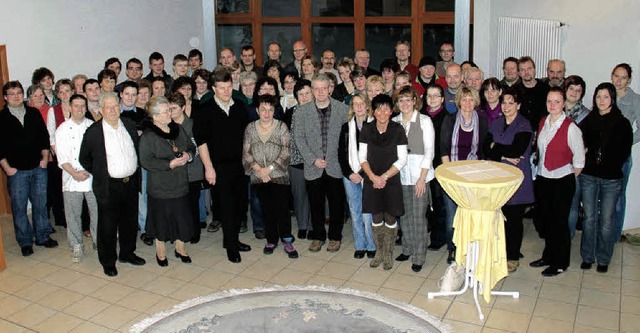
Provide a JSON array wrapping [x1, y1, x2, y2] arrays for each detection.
[[436, 160, 522, 303]]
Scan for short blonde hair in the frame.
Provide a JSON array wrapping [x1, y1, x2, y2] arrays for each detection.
[[347, 93, 372, 121], [454, 86, 480, 109]]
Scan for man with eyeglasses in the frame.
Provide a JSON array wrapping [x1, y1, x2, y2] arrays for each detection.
[[240, 45, 263, 75], [319, 49, 341, 84], [354, 49, 380, 77], [436, 42, 458, 78], [293, 74, 348, 253], [80, 92, 146, 277], [0, 81, 59, 257], [286, 40, 308, 77], [115, 58, 144, 93]]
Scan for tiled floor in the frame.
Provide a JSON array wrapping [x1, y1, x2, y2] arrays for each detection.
[[0, 214, 639, 332]]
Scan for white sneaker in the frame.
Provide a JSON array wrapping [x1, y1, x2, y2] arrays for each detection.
[[72, 244, 83, 263]]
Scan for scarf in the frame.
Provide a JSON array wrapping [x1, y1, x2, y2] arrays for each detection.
[[426, 105, 444, 117], [348, 116, 374, 173], [451, 111, 479, 161], [483, 103, 502, 126], [8, 104, 27, 125]]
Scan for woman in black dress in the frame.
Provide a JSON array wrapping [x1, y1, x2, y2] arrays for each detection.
[[139, 96, 196, 267], [359, 94, 408, 270]]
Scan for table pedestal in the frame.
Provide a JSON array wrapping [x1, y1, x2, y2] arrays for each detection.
[[428, 241, 519, 320]]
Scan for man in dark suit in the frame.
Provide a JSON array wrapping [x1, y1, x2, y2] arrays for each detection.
[[79, 92, 146, 277], [193, 70, 251, 263]]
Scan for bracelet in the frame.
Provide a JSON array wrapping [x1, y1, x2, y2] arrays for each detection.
[[382, 173, 389, 180]]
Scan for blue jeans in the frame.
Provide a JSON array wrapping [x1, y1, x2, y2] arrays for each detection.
[[248, 183, 264, 231], [138, 168, 148, 231], [343, 177, 375, 251], [580, 175, 622, 266], [614, 156, 632, 241], [443, 191, 457, 250], [7, 167, 51, 246], [198, 189, 208, 222], [568, 174, 582, 239]]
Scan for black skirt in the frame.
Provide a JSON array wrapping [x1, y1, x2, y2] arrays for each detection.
[[146, 195, 194, 242]]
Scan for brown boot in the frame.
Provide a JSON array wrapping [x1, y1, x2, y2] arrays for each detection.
[[370, 224, 384, 268], [383, 225, 398, 270]]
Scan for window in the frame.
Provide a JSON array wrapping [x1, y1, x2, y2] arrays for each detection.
[[215, 0, 456, 66]]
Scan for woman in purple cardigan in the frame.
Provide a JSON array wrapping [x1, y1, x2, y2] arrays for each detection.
[[484, 88, 534, 273]]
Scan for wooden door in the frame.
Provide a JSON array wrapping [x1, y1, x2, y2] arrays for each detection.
[[0, 45, 11, 216]]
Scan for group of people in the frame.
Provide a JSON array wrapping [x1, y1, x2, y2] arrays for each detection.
[[1, 39, 636, 279]]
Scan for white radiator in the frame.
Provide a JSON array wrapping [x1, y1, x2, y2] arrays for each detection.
[[496, 16, 563, 76]]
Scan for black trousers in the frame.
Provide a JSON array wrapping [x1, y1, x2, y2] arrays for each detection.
[[306, 172, 345, 242], [96, 178, 139, 268], [188, 181, 205, 239], [254, 182, 292, 244], [502, 203, 527, 261], [536, 174, 575, 270], [47, 160, 66, 226], [211, 163, 247, 250], [428, 178, 447, 246]]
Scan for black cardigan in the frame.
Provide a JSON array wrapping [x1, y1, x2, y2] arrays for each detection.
[[0, 105, 50, 170], [581, 108, 632, 179], [440, 111, 488, 161]]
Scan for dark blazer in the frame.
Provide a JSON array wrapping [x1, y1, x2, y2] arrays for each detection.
[[440, 111, 488, 161], [79, 118, 140, 199]]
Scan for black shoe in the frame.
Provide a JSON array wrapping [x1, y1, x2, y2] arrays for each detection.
[[207, 221, 221, 233], [174, 250, 192, 263], [118, 254, 146, 266], [156, 255, 168, 267], [354, 250, 366, 259], [227, 249, 241, 263], [427, 243, 445, 250], [541, 266, 564, 277], [35, 238, 59, 248], [395, 254, 410, 262], [263, 243, 276, 254], [447, 248, 456, 264], [103, 266, 118, 277], [238, 242, 252, 252], [200, 221, 207, 229], [597, 264, 608, 273], [529, 258, 550, 268], [239, 220, 248, 233], [519, 252, 524, 258], [254, 230, 266, 239], [140, 233, 154, 246], [190, 235, 200, 244], [411, 264, 423, 272], [580, 262, 593, 270], [21, 246, 34, 256], [50, 227, 56, 234], [366, 250, 376, 259], [297, 230, 307, 239]]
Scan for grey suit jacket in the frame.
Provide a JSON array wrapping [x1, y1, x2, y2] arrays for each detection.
[[293, 98, 348, 180]]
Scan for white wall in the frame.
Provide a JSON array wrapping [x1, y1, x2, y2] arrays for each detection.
[[0, 0, 205, 86], [474, 0, 640, 230]]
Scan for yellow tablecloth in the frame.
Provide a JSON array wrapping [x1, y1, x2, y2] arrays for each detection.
[[435, 160, 523, 302]]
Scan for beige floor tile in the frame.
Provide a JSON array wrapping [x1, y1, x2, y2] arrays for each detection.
[[141, 275, 187, 296], [239, 260, 286, 281], [116, 290, 164, 312], [0, 272, 36, 294], [112, 267, 158, 289], [64, 275, 109, 295], [286, 256, 327, 274], [579, 288, 620, 311], [62, 296, 111, 320], [32, 312, 84, 333], [376, 287, 415, 303], [69, 321, 113, 333], [499, 276, 542, 297], [621, 295, 640, 315], [38, 268, 85, 287], [317, 261, 359, 280], [445, 301, 491, 326], [210, 258, 253, 275], [622, 265, 640, 281], [92, 282, 135, 303], [90, 304, 140, 330], [416, 278, 451, 297], [442, 318, 482, 332], [620, 313, 640, 333], [0, 295, 32, 317], [13, 281, 60, 302], [532, 298, 577, 322], [7, 303, 56, 329], [575, 304, 619, 331], [526, 316, 573, 333], [11, 259, 60, 280], [382, 272, 426, 293], [349, 266, 392, 287], [329, 249, 367, 265], [410, 294, 451, 319], [493, 294, 536, 315], [624, 253, 640, 266], [581, 273, 622, 293], [169, 283, 216, 301], [161, 263, 206, 282], [342, 281, 379, 293], [485, 308, 530, 333], [222, 275, 266, 290], [572, 323, 617, 333], [190, 269, 236, 290], [541, 269, 582, 287], [144, 296, 182, 315], [306, 275, 346, 288], [269, 268, 313, 285], [37, 288, 84, 310], [481, 327, 511, 333], [622, 278, 640, 297], [0, 318, 32, 333], [538, 282, 580, 304]]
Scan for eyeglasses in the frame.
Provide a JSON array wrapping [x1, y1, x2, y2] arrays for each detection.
[[427, 94, 442, 99], [5, 92, 23, 97]]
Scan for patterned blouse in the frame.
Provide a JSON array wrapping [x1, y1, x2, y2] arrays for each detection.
[[242, 120, 291, 185]]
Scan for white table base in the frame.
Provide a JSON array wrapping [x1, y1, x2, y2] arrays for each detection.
[[428, 241, 519, 321]]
